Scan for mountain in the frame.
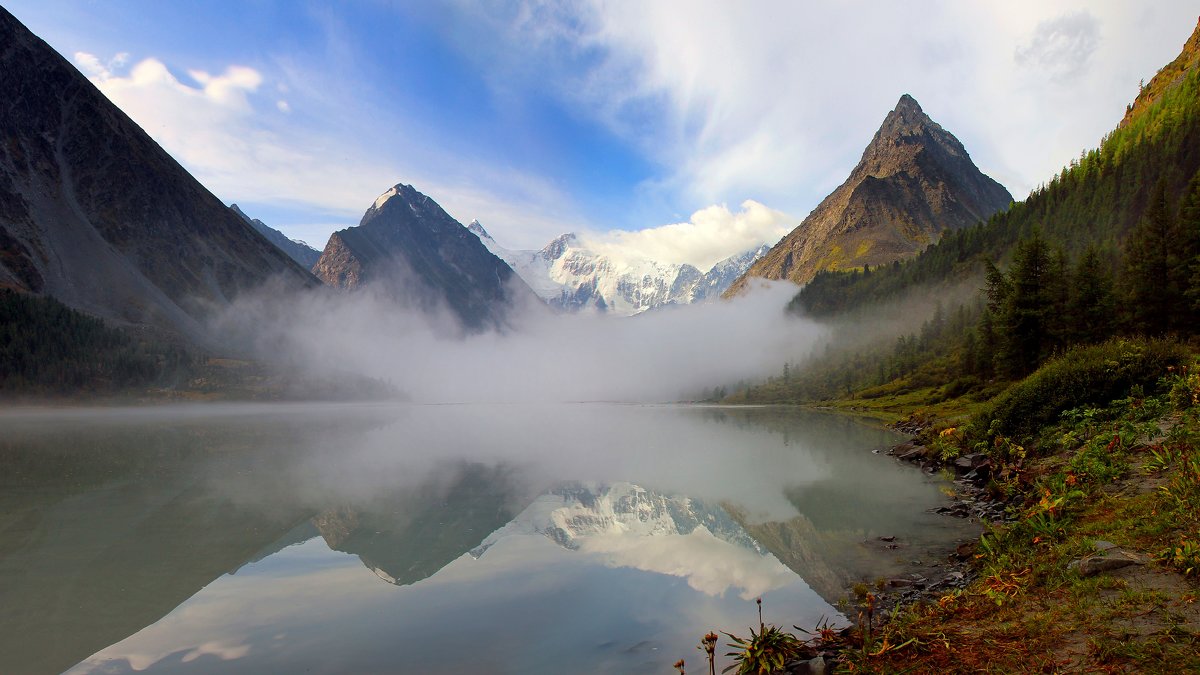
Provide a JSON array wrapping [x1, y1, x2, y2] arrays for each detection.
[[793, 19, 1200, 320], [470, 482, 766, 558], [312, 184, 538, 331], [468, 482, 798, 600], [311, 463, 519, 587], [0, 7, 316, 340], [230, 204, 321, 270], [730, 94, 1012, 291], [469, 221, 770, 315]]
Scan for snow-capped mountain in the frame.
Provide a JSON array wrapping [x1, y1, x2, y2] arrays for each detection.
[[468, 220, 771, 316]]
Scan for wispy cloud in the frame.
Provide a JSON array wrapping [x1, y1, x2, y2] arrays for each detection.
[[73, 52, 395, 219], [1015, 11, 1101, 82], [445, 1, 1197, 219]]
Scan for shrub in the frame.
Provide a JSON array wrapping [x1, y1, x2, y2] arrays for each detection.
[[967, 338, 1188, 447]]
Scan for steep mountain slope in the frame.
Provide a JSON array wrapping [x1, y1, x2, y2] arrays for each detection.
[[469, 221, 770, 315], [312, 184, 537, 330], [0, 7, 316, 339], [731, 94, 1011, 291], [230, 204, 321, 270], [1120, 16, 1200, 129]]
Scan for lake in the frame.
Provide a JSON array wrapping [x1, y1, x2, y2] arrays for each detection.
[[0, 403, 978, 674]]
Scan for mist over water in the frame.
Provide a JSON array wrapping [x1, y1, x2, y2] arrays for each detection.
[[217, 279, 824, 403], [1, 403, 977, 674]]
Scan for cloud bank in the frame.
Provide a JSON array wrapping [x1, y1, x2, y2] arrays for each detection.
[[580, 200, 792, 270], [219, 279, 822, 404]]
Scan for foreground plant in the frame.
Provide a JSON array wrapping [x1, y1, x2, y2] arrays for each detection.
[[698, 632, 719, 675], [722, 624, 801, 674]]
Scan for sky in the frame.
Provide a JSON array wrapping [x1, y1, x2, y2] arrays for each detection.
[[6, 1, 1199, 269]]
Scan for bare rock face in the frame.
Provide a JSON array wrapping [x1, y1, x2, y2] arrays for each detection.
[[0, 7, 316, 339], [730, 95, 1012, 291], [312, 183, 538, 331]]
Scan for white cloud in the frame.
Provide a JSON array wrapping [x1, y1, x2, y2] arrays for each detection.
[[70, 51, 585, 252], [72, 52, 387, 216], [580, 528, 797, 600], [581, 200, 793, 270]]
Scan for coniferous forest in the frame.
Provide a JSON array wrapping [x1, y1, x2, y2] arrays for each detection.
[[0, 289, 194, 395]]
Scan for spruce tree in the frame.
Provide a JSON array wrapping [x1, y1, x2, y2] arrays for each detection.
[[1068, 246, 1116, 344], [1122, 180, 1179, 335], [1177, 171, 1200, 322], [994, 233, 1056, 377]]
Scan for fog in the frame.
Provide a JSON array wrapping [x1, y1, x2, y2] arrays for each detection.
[[216, 278, 828, 403]]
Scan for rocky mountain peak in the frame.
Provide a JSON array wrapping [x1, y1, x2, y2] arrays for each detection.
[[861, 94, 967, 175], [466, 219, 493, 242], [729, 94, 1011, 290], [539, 233, 579, 261], [312, 182, 537, 331]]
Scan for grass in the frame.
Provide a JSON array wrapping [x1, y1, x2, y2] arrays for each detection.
[[814, 385, 987, 425], [838, 371, 1200, 673]]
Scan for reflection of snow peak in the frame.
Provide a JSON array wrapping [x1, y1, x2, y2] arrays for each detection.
[[471, 483, 796, 599]]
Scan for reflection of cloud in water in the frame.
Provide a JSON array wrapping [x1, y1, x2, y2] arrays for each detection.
[[581, 529, 795, 600]]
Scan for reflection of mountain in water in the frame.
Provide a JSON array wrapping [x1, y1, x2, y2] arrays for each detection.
[[471, 482, 798, 600], [311, 463, 520, 586], [691, 407, 980, 604]]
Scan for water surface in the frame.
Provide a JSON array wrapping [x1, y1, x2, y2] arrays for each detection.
[[0, 403, 977, 674]]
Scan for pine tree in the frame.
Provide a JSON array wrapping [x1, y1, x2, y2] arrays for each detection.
[[1176, 171, 1200, 322], [991, 233, 1059, 377], [977, 308, 997, 378], [1068, 246, 1117, 344], [1122, 180, 1179, 335]]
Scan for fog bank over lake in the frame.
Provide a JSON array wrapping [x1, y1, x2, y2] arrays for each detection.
[[1, 403, 977, 674]]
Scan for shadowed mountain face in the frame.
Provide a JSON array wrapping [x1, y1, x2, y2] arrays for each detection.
[[312, 463, 522, 587], [731, 95, 1012, 290], [0, 8, 316, 340], [230, 204, 321, 270], [312, 183, 539, 331]]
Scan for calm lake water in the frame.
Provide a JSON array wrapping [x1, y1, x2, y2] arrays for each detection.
[[0, 403, 978, 674]]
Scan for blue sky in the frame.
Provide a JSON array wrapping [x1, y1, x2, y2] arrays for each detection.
[[6, 1, 1199, 268]]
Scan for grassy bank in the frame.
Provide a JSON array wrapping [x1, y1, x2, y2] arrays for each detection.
[[702, 342, 1200, 673], [844, 366, 1200, 673]]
